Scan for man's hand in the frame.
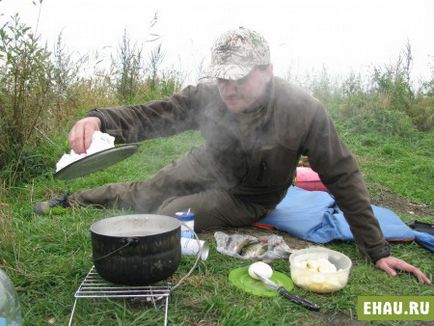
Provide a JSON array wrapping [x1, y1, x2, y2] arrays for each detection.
[[68, 117, 102, 154], [375, 256, 432, 284]]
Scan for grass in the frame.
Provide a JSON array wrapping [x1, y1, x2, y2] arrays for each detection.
[[0, 129, 433, 325], [336, 128, 434, 206]]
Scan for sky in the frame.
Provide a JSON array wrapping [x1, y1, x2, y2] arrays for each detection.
[[1, 0, 433, 86]]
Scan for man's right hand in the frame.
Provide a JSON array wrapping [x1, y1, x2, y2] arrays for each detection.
[[68, 117, 102, 154]]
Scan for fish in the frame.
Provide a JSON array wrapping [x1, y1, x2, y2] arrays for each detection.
[[234, 239, 258, 255], [239, 242, 268, 259]]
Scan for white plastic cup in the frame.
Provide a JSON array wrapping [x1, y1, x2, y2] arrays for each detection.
[[180, 237, 209, 260]]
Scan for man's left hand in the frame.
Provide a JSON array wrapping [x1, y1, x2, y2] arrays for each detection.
[[375, 256, 432, 284]]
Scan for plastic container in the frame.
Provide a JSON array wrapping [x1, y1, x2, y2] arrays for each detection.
[[289, 247, 352, 293], [175, 211, 195, 239], [0, 268, 22, 326]]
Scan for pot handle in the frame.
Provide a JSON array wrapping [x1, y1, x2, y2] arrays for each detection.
[[93, 237, 138, 262]]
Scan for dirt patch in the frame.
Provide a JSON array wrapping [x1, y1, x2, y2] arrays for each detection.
[[303, 311, 367, 326], [370, 187, 433, 217]]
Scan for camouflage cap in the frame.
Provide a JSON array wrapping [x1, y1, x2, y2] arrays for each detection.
[[204, 27, 270, 80]]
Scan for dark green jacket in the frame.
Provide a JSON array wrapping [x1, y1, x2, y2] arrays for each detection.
[[87, 77, 390, 262]]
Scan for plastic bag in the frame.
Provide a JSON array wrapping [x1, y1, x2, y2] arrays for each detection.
[[214, 231, 294, 261]]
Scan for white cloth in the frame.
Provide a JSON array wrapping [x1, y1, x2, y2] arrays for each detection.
[[55, 131, 115, 172]]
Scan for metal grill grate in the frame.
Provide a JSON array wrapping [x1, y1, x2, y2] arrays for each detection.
[[68, 266, 171, 326]]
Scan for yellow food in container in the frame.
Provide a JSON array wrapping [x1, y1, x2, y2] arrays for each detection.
[[289, 247, 352, 293]]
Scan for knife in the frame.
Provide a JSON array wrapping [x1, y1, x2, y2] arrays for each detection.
[[254, 272, 320, 311]]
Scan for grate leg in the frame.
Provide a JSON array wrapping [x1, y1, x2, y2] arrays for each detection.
[[164, 295, 169, 326], [68, 298, 78, 326]]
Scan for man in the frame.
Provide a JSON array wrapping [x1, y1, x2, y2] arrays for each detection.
[[36, 27, 430, 284]]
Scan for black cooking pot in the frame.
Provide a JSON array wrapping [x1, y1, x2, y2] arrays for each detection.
[[90, 214, 181, 285]]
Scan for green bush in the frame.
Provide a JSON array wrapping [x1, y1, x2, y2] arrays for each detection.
[[410, 78, 434, 131], [328, 43, 434, 134], [50, 33, 85, 128], [343, 105, 417, 138], [0, 15, 53, 183], [113, 29, 144, 103], [409, 97, 433, 131]]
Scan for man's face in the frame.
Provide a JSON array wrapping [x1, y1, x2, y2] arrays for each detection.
[[217, 65, 273, 113]]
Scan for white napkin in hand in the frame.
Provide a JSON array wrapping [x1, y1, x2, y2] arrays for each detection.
[[56, 131, 115, 172]]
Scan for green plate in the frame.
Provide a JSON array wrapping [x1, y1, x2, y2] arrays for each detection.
[[229, 266, 293, 297]]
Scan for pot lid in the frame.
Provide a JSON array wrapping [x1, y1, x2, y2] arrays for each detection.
[[90, 214, 181, 237], [229, 266, 293, 297], [55, 144, 139, 180]]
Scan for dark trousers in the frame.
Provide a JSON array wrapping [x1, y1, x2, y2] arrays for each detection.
[[70, 149, 268, 231]]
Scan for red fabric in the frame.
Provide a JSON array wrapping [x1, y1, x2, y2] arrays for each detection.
[[253, 223, 276, 230], [296, 167, 328, 192]]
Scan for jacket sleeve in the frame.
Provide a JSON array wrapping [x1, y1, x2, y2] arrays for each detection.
[[85, 85, 199, 143], [302, 104, 390, 262]]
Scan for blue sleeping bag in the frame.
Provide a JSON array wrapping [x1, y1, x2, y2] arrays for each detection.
[[258, 186, 433, 251]]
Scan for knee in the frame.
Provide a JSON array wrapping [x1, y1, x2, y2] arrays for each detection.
[[157, 197, 210, 231], [157, 196, 198, 217], [156, 197, 179, 217]]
